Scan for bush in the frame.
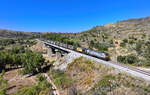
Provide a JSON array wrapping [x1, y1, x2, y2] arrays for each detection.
[[117, 56, 126, 63], [123, 39, 128, 43], [126, 54, 139, 64], [94, 74, 116, 88], [14, 86, 40, 95], [135, 40, 144, 55], [14, 74, 52, 95], [20, 50, 46, 75], [89, 40, 95, 48], [143, 45, 150, 66], [93, 74, 119, 95], [98, 45, 108, 52], [9, 46, 25, 54], [0, 46, 46, 75], [129, 40, 135, 44], [0, 46, 4, 50], [0, 71, 8, 95], [36, 74, 46, 82], [120, 42, 126, 47], [117, 54, 139, 64], [0, 39, 15, 46], [50, 70, 72, 89]]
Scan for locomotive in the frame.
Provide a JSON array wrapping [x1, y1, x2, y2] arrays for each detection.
[[47, 40, 110, 61]]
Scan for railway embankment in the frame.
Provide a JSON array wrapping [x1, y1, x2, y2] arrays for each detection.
[[48, 57, 150, 95]]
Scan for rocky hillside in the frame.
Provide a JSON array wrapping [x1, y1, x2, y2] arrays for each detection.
[[42, 16, 150, 46], [0, 29, 41, 39], [72, 16, 150, 44], [41, 16, 150, 65], [48, 57, 150, 95]]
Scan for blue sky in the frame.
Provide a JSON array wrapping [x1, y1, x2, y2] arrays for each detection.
[[0, 0, 150, 33]]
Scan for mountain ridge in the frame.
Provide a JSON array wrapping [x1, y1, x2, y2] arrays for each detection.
[[0, 29, 41, 39]]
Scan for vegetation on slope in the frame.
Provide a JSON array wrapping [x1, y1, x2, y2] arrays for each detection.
[[49, 57, 150, 95], [117, 40, 150, 66], [0, 29, 40, 39], [0, 39, 53, 95], [41, 33, 80, 47], [13, 74, 53, 95], [0, 71, 8, 95], [41, 17, 150, 66], [0, 39, 47, 75], [49, 70, 73, 90]]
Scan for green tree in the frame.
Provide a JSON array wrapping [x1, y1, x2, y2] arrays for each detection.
[[117, 56, 126, 63], [98, 45, 108, 52], [144, 44, 150, 66], [126, 54, 138, 64], [117, 54, 139, 64], [123, 39, 128, 43], [120, 42, 126, 47], [135, 40, 144, 55], [89, 40, 95, 48], [129, 40, 135, 45], [21, 50, 46, 75]]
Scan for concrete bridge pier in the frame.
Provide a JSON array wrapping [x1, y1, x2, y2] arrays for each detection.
[[43, 43, 46, 49], [48, 48, 53, 57], [56, 52, 61, 59]]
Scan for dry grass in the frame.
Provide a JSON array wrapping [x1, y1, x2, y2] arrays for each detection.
[[57, 57, 150, 95], [3, 69, 36, 94]]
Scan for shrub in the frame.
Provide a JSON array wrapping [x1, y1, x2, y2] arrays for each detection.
[[36, 74, 47, 82], [0, 46, 4, 50], [0, 71, 8, 95], [135, 40, 144, 55], [84, 76, 92, 85], [143, 45, 150, 66], [123, 39, 128, 43], [0, 39, 15, 46], [0, 48, 46, 75], [13, 86, 40, 95], [93, 74, 119, 95], [9, 46, 25, 54], [14, 74, 52, 95], [20, 50, 46, 75], [126, 54, 139, 64], [89, 40, 95, 48], [129, 40, 135, 44], [98, 45, 108, 52], [120, 42, 126, 47], [117, 54, 139, 64], [50, 70, 72, 89], [94, 74, 116, 88], [117, 56, 126, 63]]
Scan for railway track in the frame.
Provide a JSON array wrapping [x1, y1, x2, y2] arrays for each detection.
[[110, 61, 150, 76]]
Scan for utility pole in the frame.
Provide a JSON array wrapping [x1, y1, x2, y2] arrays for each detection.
[[113, 43, 117, 62], [111, 25, 117, 62]]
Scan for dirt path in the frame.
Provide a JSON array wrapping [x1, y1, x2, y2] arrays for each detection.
[[43, 73, 60, 95]]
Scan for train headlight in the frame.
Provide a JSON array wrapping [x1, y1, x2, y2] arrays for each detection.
[[102, 53, 106, 57]]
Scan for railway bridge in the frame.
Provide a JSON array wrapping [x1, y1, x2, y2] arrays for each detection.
[[43, 41, 69, 59], [39, 39, 150, 81]]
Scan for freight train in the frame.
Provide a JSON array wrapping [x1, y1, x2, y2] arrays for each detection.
[[46, 40, 110, 61]]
